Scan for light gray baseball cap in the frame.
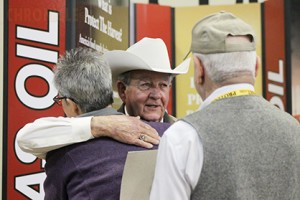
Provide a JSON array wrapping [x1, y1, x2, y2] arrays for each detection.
[[184, 11, 256, 59]]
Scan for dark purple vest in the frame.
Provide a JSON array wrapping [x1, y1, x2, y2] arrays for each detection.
[[44, 108, 170, 200]]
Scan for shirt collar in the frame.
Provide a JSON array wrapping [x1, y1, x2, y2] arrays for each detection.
[[198, 83, 255, 111]]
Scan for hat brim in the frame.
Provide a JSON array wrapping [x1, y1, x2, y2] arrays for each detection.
[[103, 50, 191, 91]]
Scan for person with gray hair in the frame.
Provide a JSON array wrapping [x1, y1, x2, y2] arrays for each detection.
[[104, 37, 190, 123], [150, 12, 299, 200], [42, 47, 170, 199], [17, 37, 190, 159], [53, 47, 114, 115]]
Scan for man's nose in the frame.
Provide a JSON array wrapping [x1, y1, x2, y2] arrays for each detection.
[[149, 87, 162, 99]]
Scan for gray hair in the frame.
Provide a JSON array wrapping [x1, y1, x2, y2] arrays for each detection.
[[118, 71, 132, 85], [54, 47, 113, 113], [117, 70, 174, 85], [194, 51, 257, 85]]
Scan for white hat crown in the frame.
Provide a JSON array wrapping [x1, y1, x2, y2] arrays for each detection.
[[103, 37, 191, 90]]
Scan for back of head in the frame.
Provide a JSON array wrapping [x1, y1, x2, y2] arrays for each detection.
[[189, 12, 257, 84], [54, 47, 113, 113]]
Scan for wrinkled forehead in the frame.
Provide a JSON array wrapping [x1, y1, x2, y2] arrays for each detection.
[[130, 70, 172, 81]]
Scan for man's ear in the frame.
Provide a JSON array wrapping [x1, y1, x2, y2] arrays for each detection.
[[193, 55, 205, 85], [117, 80, 127, 102], [66, 99, 82, 116], [255, 55, 260, 77]]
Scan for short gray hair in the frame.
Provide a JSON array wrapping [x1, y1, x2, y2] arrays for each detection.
[[54, 47, 113, 113], [117, 70, 174, 85], [117, 71, 132, 85], [194, 51, 256, 84]]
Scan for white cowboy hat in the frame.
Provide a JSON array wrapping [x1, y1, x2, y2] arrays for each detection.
[[103, 37, 191, 90]]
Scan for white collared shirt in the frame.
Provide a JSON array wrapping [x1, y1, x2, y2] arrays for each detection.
[[150, 83, 255, 200]]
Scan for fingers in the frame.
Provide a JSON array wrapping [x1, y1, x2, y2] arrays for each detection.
[[139, 132, 160, 146], [127, 117, 161, 148], [139, 120, 160, 143], [134, 138, 153, 149], [91, 115, 161, 148]]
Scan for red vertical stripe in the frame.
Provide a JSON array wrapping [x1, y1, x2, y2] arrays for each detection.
[[136, 3, 173, 114], [264, 0, 287, 111]]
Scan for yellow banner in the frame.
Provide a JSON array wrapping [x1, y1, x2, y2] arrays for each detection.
[[175, 4, 263, 118]]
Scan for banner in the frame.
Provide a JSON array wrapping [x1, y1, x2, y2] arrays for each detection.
[[263, 0, 288, 111], [135, 3, 174, 114], [174, 4, 263, 118], [76, 0, 129, 53], [5, 0, 66, 199], [75, 0, 129, 109]]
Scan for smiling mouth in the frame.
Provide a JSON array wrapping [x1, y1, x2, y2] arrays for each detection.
[[146, 105, 160, 108]]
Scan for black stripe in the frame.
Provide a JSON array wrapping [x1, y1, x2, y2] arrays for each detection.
[[260, 3, 266, 99], [284, 0, 292, 114], [149, 0, 158, 4], [199, 0, 209, 5], [171, 8, 177, 117], [134, 4, 137, 43], [249, 0, 258, 3], [66, 0, 76, 50], [3, 0, 9, 199], [236, 0, 243, 3]]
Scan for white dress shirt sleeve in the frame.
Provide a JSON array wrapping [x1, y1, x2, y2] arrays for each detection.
[[150, 120, 203, 200], [16, 116, 93, 159]]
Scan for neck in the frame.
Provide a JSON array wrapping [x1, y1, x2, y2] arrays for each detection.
[[201, 75, 254, 101]]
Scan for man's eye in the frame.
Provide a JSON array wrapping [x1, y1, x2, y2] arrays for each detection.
[[142, 83, 151, 86], [161, 83, 168, 88], [159, 83, 170, 90], [139, 83, 151, 90]]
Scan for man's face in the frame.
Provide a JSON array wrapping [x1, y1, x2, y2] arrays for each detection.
[[120, 70, 171, 122]]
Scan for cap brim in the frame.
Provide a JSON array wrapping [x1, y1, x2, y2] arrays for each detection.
[[183, 49, 191, 60]]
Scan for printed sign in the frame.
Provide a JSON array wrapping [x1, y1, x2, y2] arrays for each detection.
[[5, 0, 66, 199], [174, 4, 263, 118], [135, 3, 174, 114], [75, 0, 129, 108], [263, 0, 288, 111], [76, 0, 129, 53]]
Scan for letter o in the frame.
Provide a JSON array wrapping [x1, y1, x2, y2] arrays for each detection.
[[15, 64, 57, 109], [15, 131, 37, 164]]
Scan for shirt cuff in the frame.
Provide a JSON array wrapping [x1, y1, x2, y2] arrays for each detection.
[[71, 117, 94, 140]]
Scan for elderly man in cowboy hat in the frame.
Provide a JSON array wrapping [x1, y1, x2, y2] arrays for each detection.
[[17, 37, 190, 159], [105, 37, 190, 123]]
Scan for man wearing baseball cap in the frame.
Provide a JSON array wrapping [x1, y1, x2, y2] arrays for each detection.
[[17, 37, 190, 159], [150, 12, 299, 200]]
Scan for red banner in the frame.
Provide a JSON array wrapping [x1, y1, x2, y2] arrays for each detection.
[[264, 0, 287, 111], [135, 3, 174, 115], [6, 0, 65, 199]]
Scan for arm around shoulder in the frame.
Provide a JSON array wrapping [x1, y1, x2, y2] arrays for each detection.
[[17, 116, 93, 159]]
